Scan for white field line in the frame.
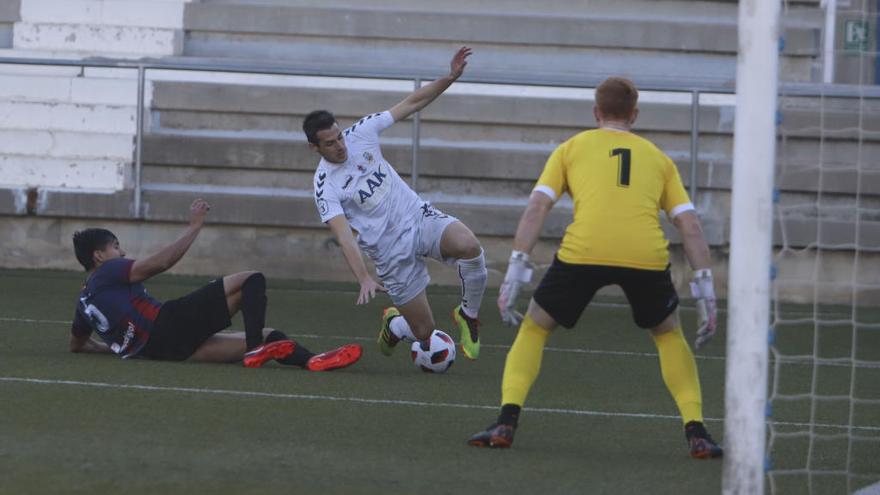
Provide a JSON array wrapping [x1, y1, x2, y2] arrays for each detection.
[[1, 376, 878, 433], [3, 316, 878, 368]]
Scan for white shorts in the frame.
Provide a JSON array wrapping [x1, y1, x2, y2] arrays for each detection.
[[373, 203, 458, 306]]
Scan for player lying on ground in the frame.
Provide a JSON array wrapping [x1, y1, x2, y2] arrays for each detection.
[[69, 198, 362, 371], [303, 46, 487, 360], [468, 77, 723, 458]]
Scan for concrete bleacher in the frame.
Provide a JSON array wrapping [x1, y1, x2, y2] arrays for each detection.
[[0, 0, 877, 304], [182, 0, 822, 86]]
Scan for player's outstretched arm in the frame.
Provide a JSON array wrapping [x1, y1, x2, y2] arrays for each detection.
[[673, 210, 718, 349], [498, 191, 555, 325], [327, 215, 387, 305], [389, 46, 472, 122], [129, 199, 210, 284]]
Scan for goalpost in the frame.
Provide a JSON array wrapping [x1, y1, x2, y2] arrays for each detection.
[[723, 1, 780, 494]]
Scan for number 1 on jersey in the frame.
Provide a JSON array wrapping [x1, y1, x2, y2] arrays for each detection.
[[611, 148, 631, 187]]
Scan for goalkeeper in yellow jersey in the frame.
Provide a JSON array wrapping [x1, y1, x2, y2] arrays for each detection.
[[467, 77, 722, 459]]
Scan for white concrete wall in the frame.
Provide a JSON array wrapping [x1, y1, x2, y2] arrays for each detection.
[[0, 70, 139, 191], [0, 0, 189, 191], [12, 0, 191, 57]]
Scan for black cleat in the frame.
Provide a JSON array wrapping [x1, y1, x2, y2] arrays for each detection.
[[467, 423, 515, 448], [685, 421, 723, 459]]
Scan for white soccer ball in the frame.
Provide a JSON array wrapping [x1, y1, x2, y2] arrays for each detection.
[[410, 330, 456, 373]]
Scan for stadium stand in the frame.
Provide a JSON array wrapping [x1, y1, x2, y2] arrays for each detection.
[[0, 0, 876, 304]]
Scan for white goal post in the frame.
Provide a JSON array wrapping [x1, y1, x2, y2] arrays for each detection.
[[723, 0, 781, 494]]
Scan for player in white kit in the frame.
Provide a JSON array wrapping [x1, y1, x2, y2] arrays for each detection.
[[303, 47, 486, 360]]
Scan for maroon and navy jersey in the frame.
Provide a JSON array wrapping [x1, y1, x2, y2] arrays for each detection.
[[71, 258, 161, 358]]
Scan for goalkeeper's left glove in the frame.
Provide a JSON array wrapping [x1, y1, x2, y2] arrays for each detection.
[[497, 250, 533, 327], [690, 268, 718, 349]]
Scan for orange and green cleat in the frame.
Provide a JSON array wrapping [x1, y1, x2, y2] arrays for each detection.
[[377, 307, 402, 356], [306, 344, 363, 372], [467, 423, 515, 448], [452, 305, 480, 360], [243, 340, 295, 368]]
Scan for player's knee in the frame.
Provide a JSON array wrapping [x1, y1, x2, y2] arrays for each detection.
[[243, 272, 266, 293], [461, 238, 483, 260]]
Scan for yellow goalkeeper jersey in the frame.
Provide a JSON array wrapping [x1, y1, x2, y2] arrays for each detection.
[[535, 128, 692, 270]]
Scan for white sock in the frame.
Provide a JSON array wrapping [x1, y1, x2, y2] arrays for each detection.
[[390, 316, 417, 342], [456, 249, 487, 319]]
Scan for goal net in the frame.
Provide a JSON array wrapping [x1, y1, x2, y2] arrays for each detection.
[[768, 0, 880, 493], [725, 1, 880, 494]]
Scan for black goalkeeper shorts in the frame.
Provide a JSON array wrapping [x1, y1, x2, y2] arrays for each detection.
[[532, 256, 679, 330], [138, 278, 232, 361]]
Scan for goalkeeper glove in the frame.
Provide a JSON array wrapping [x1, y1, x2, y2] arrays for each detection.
[[689, 268, 718, 349], [497, 250, 533, 326]]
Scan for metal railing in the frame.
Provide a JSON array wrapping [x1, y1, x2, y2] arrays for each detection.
[[2, 55, 878, 219]]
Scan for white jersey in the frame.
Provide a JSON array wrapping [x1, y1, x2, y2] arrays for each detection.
[[313, 111, 423, 261]]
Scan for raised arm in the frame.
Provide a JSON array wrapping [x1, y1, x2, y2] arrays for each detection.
[[129, 199, 210, 284], [327, 215, 387, 304], [389, 46, 472, 122]]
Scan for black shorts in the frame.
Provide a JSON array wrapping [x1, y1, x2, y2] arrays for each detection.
[[138, 278, 232, 361], [532, 256, 679, 329]]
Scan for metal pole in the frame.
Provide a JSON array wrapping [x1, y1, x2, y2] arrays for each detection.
[[822, 0, 837, 83], [690, 90, 700, 202], [411, 78, 422, 191], [134, 65, 145, 219]]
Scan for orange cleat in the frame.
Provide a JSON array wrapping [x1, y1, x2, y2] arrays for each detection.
[[243, 340, 295, 368], [307, 344, 363, 372]]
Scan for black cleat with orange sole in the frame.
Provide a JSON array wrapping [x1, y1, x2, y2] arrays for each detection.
[[467, 423, 515, 448], [685, 421, 724, 459]]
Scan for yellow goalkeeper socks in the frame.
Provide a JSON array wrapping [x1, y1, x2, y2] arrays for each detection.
[[501, 315, 550, 408], [652, 327, 704, 424]]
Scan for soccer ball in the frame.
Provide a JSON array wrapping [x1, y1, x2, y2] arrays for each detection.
[[410, 330, 456, 373]]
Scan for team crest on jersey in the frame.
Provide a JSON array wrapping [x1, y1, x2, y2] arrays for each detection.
[[363, 151, 374, 163]]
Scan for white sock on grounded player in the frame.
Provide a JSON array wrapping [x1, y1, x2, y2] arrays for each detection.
[[390, 315, 417, 342], [457, 248, 487, 319]]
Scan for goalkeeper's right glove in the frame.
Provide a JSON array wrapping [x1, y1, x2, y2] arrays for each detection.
[[497, 250, 533, 327], [689, 268, 718, 349]]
